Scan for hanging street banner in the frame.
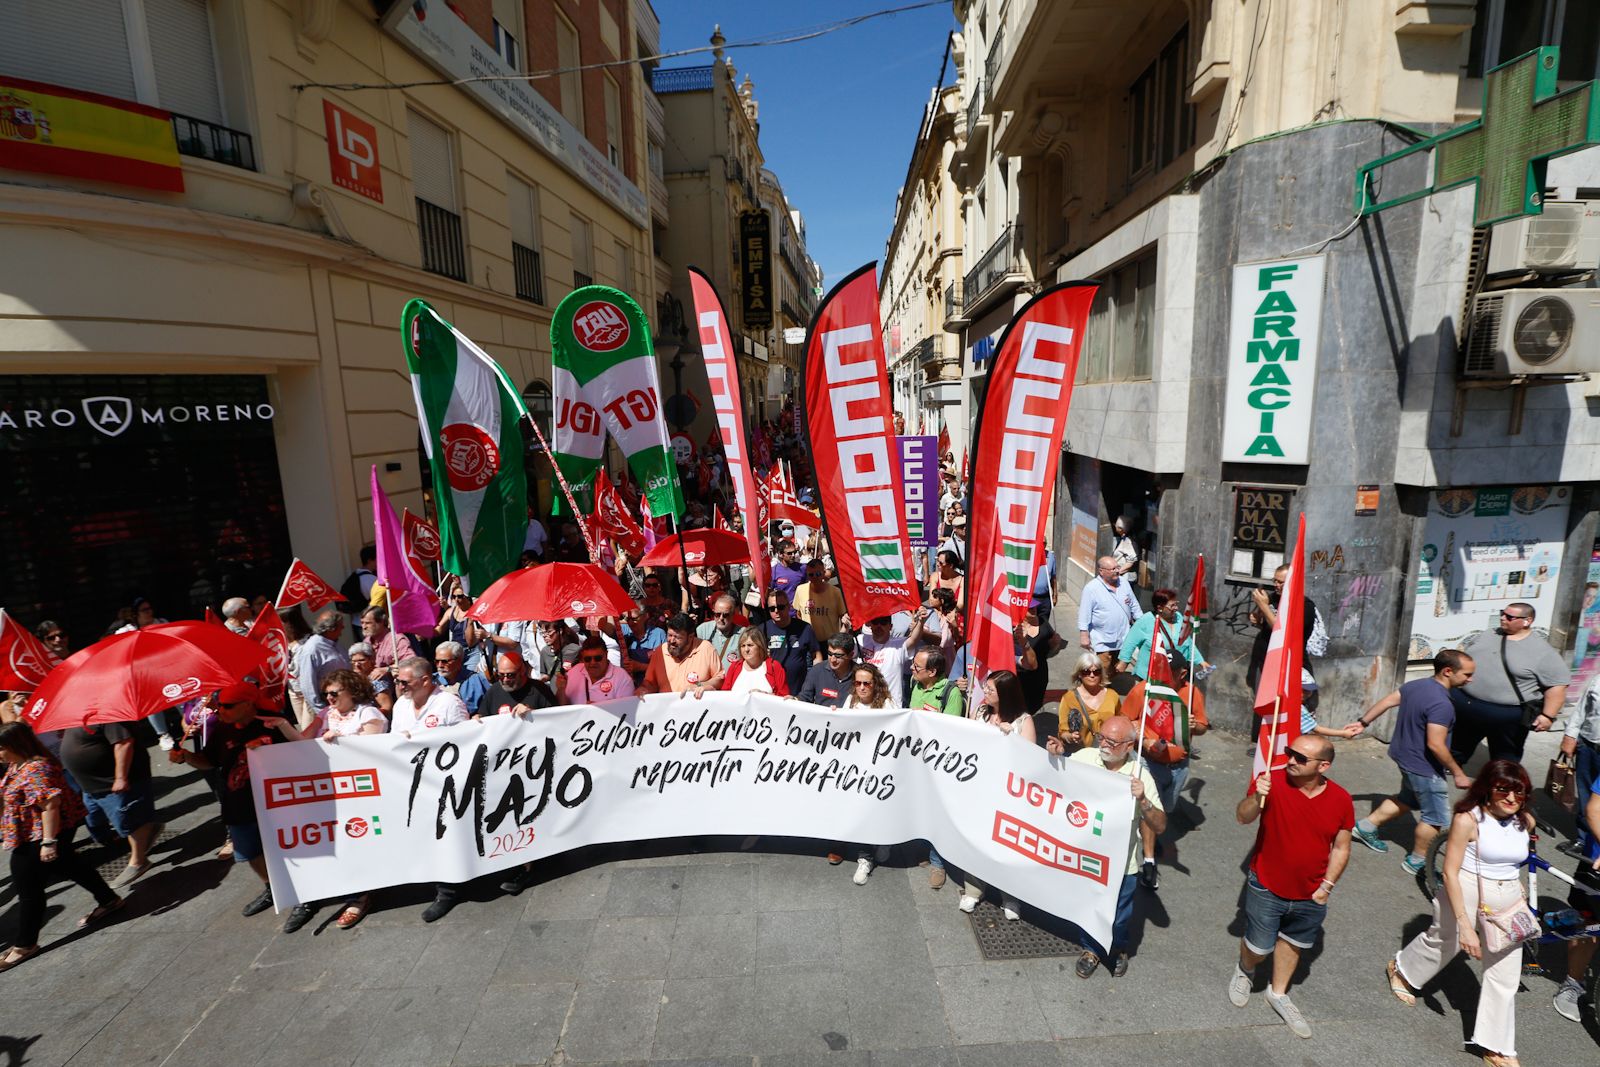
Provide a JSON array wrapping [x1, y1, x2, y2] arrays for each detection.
[[249, 693, 1135, 949], [689, 267, 766, 598], [551, 286, 685, 522], [897, 435, 940, 549], [0, 76, 184, 192], [802, 265, 922, 622], [403, 300, 530, 593], [740, 211, 774, 330], [1220, 257, 1325, 465], [965, 283, 1098, 679]]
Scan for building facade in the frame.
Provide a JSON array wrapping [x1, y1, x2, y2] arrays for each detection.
[[0, 0, 659, 637], [919, 0, 1600, 725]]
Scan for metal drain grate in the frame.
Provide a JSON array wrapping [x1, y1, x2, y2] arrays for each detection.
[[967, 899, 1082, 959]]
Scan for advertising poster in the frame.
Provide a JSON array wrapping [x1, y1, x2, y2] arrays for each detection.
[[1408, 486, 1571, 659], [1568, 541, 1600, 703], [897, 435, 939, 549]]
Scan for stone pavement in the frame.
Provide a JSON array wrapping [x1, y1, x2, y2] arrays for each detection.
[[2, 707, 1597, 1066]]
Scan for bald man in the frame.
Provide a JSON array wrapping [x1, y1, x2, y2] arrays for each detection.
[[1078, 556, 1143, 674], [1230, 733, 1354, 1039]]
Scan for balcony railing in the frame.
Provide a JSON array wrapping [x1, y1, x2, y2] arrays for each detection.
[[964, 225, 1022, 311], [985, 25, 1006, 88], [573, 271, 593, 289], [965, 79, 985, 133], [943, 283, 968, 328], [780, 299, 803, 325], [416, 198, 466, 281], [908, 336, 939, 366], [171, 113, 255, 171], [513, 242, 544, 304], [651, 65, 714, 94], [643, 87, 665, 138]]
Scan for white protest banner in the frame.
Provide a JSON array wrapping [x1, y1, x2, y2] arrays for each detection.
[[249, 693, 1135, 949]]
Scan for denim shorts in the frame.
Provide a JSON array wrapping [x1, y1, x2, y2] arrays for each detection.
[[82, 779, 156, 837], [227, 822, 264, 863], [1243, 870, 1327, 954], [1396, 769, 1451, 828]]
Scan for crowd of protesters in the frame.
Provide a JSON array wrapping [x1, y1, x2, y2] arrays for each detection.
[[1, 425, 1596, 1067]]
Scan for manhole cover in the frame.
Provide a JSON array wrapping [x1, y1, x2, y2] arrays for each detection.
[[967, 899, 1081, 959]]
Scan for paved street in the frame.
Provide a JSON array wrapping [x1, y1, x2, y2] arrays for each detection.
[[2, 699, 1596, 1067]]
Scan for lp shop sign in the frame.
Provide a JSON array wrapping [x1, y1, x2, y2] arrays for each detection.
[[1220, 256, 1326, 465]]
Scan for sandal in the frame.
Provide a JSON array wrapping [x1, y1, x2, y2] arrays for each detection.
[[78, 896, 126, 929], [1481, 1055, 1519, 1067], [0, 946, 40, 972], [216, 840, 234, 860], [335, 896, 370, 929], [1386, 958, 1416, 1006]]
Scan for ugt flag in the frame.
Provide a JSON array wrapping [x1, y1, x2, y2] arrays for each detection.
[[964, 282, 1097, 679], [0, 609, 60, 691], [1253, 514, 1306, 778], [801, 265, 921, 623], [402, 299, 530, 593], [551, 285, 684, 522]]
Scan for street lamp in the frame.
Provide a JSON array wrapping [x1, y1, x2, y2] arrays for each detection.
[[654, 291, 692, 431]]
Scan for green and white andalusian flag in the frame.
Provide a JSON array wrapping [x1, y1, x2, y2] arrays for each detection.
[[550, 285, 684, 520], [402, 299, 530, 593]]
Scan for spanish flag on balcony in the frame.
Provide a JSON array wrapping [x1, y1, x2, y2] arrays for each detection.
[[0, 77, 183, 192]]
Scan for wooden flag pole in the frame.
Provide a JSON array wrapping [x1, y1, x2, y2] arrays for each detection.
[[384, 583, 401, 670], [1258, 693, 1283, 809]]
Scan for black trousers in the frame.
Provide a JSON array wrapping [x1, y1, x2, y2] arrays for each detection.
[[9, 835, 118, 947], [1449, 690, 1529, 765]]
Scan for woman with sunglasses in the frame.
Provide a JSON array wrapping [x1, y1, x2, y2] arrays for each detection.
[[1050, 653, 1121, 753], [1387, 760, 1534, 1067], [842, 663, 892, 710], [563, 636, 636, 704]]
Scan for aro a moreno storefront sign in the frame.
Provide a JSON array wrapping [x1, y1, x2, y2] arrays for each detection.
[[1221, 256, 1326, 464], [0, 395, 275, 437]]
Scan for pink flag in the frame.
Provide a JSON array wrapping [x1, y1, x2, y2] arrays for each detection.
[[370, 467, 439, 636]]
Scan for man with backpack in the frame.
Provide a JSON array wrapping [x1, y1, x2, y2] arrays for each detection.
[[340, 547, 378, 619]]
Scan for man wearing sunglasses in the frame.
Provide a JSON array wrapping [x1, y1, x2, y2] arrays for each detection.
[[484, 652, 558, 718], [1347, 649, 1476, 874], [1231, 733, 1353, 1038], [762, 592, 821, 695], [561, 636, 635, 704], [433, 640, 488, 716], [1453, 601, 1570, 764], [799, 634, 859, 708], [695, 594, 745, 672]]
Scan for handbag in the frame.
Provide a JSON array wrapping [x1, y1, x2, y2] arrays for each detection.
[[1498, 635, 1546, 729], [1544, 752, 1578, 812], [1475, 839, 1539, 954]]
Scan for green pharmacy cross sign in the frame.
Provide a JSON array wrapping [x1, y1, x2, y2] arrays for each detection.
[[1353, 47, 1600, 228]]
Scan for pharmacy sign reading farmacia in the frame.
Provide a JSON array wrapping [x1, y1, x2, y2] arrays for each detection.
[[1354, 46, 1600, 228]]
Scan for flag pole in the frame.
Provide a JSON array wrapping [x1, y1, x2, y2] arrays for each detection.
[[1259, 693, 1282, 809], [1135, 621, 1161, 778], [523, 414, 598, 560], [384, 583, 401, 669]]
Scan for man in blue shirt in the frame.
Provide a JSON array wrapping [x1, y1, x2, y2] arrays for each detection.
[[1078, 556, 1143, 674], [1347, 649, 1476, 873], [434, 641, 489, 715]]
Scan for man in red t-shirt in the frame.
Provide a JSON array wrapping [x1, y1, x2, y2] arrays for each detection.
[[1229, 733, 1353, 1039]]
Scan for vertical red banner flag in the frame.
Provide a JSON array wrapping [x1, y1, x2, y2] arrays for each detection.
[[1253, 514, 1306, 778], [689, 266, 767, 601], [402, 508, 441, 586], [964, 282, 1099, 679], [0, 609, 61, 691], [246, 605, 290, 709], [801, 264, 922, 622]]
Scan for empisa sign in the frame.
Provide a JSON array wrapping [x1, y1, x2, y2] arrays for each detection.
[[1220, 256, 1326, 464]]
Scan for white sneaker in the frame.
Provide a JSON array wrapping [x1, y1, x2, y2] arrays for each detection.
[[1266, 990, 1311, 1038], [158, 735, 175, 751], [1228, 967, 1251, 1008], [1002, 906, 1020, 921], [1553, 978, 1583, 1022], [958, 894, 979, 913], [852, 857, 873, 885]]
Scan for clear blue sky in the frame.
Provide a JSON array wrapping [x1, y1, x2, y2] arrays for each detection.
[[657, 1, 958, 288]]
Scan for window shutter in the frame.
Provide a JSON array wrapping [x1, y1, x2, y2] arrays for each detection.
[[408, 111, 457, 211], [0, 0, 138, 103], [145, 0, 224, 124], [508, 175, 538, 249]]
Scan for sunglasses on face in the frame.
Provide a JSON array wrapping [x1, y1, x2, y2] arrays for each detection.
[[43, 633, 65, 642], [1492, 784, 1528, 798], [828, 650, 847, 658], [394, 678, 414, 689], [644, 582, 661, 589], [1499, 611, 1527, 620], [1286, 749, 1319, 765], [854, 680, 874, 688], [322, 690, 343, 701], [436, 657, 456, 664], [1100, 737, 1132, 749], [495, 672, 520, 682], [581, 655, 607, 664], [1081, 667, 1103, 676], [712, 611, 732, 619], [768, 603, 789, 612]]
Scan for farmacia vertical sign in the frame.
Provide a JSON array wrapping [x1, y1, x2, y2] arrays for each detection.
[[1220, 256, 1326, 464]]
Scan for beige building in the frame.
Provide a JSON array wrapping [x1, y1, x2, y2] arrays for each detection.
[[0, 0, 661, 636], [931, 0, 1600, 724], [879, 81, 964, 449], [653, 38, 817, 439]]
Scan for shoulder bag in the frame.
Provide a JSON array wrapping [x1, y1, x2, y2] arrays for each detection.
[[1475, 819, 1539, 954], [1498, 635, 1547, 729], [1544, 752, 1578, 812]]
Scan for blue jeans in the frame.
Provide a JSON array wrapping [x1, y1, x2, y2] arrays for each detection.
[[928, 844, 944, 870], [1096, 872, 1137, 958], [1576, 740, 1599, 854], [146, 708, 174, 740], [1146, 760, 1189, 812]]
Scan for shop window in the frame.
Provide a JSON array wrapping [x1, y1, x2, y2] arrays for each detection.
[[1077, 250, 1156, 384], [1127, 26, 1195, 184], [1467, 0, 1600, 81]]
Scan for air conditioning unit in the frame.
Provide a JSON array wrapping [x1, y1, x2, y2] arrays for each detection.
[[1462, 288, 1600, 377], [1485, 201, 1600, 274]]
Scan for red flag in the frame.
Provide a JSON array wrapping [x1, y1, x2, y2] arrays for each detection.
[[937, 423, 950, 460], [801, 264, 920, 622], [402, 508, 441, 585], [964, 282, 1098, 679], [204, 606, 225, 628], [1253, 514, 1306, 777], [276, 558, 343, 612], [0, 610, 61, 691], [690, 267, 767, 600], [593, 468, 646, 556], [1187, 553, 1208, 619], [245, 604, 290, 710]]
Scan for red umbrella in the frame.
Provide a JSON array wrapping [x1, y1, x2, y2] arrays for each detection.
[[466, 562, 637, 623], [22, 621, 270, 733], [640, 528, 752, 568]]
